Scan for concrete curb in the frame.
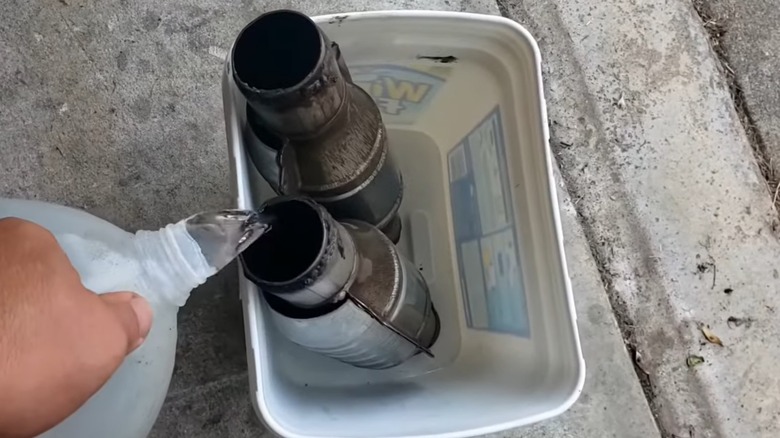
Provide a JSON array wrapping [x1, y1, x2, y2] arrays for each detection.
[[500, 0, 780, 436], [700, 0, 780, 208]]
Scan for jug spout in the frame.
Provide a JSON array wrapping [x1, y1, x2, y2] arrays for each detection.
[[184, 209, 272, 272]]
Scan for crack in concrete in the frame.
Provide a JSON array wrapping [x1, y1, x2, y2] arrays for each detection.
[[495, 0, 509, 16], [691, 0, 780, 216]]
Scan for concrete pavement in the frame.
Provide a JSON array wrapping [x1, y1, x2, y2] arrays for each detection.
[[498, 0, 780, 436], [699, 0, 780, 206], [1, 0, 778, 436]]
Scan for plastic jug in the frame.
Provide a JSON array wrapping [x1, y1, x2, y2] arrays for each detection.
[[0, 198, 267, 438]]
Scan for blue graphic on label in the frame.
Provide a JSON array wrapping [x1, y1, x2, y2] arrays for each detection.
[[351, 65, 448, 125], [448, 108, 529, 337]]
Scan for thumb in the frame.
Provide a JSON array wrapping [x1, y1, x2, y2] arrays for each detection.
[[99, 292, 153, 353]]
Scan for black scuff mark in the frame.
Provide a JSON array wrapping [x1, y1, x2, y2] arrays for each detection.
[[416, 55, 458, 64], [328, 15, 349, 25]]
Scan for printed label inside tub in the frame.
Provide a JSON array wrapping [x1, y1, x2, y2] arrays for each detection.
[[448, 108, 530, 337], [352, 64, 450, 124]]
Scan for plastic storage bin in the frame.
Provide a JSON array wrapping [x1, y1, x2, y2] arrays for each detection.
[[222, 10, 584, 438]]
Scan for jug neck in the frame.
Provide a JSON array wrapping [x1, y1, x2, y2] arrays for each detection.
[[133, 221, 216, 307]]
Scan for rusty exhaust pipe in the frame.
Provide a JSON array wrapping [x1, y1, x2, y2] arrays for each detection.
[[240, 197, 439, 369], [232, 10, 403, 242]]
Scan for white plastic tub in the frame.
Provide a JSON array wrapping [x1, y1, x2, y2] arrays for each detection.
[[223, 10, 584, 438]]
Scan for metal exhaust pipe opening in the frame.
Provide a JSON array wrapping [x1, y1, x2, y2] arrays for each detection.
[[241, 199, 324, 284], [232, 10, 322, 92], [240, 197, 355, 309], [240, 197, 440, 369], [232, 10, 345, 138], [231, 11, 404, 243]]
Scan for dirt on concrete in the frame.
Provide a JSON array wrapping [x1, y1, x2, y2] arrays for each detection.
[[691, 0, 780, 214], [499, 0, 780, 436]]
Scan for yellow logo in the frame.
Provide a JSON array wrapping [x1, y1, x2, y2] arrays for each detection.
[[351, 65, 448, 124]]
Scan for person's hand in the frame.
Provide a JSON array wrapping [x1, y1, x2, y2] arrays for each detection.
[[0, 218, 153, 438]]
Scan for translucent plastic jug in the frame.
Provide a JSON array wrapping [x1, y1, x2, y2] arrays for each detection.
[[0, 198, 266, 438]]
